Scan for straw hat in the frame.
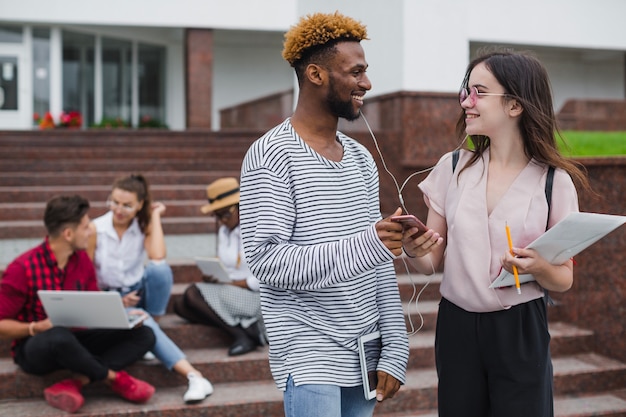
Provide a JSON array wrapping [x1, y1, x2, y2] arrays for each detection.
[[200, 177, 240, 214]]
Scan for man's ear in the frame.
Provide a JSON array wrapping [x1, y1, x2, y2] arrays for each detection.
[[305, 63, 326, 86], [61, 226, 74, 243]]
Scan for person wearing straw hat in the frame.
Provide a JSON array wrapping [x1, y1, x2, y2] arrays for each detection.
[[174, 177, 267, 356]]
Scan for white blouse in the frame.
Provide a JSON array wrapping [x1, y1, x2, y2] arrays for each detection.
[[217, 224, 259, 292], [92, 211, 146, 289]]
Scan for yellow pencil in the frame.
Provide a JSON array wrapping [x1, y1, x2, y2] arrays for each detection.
[[505, 222, 522, 294]]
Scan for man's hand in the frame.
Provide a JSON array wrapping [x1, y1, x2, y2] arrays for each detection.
[[375, 370, 401, 402], [376, 208, 404, 256], [32, 318, 53, 334]]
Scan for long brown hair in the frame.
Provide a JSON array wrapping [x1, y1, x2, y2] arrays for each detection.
[[455, 47, 592, 195], [112, 173, 152, 233]]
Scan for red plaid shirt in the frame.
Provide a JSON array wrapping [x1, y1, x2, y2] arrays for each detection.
[[0, 238, 98, 356]]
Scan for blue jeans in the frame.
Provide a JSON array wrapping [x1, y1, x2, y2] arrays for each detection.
[[284, 375, 376, 417], [126, 261, 173, 317], [122, 261, 182, 370], [141, 314, 185, 370]]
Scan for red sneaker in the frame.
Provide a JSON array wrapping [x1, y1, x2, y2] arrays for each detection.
[[109, 370, 155, 403], [43, 378, 84, 413]]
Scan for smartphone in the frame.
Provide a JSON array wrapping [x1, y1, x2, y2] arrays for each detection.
[[391, 214, 428, 238]]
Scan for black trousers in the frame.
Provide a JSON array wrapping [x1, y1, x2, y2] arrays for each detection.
[[435, 297, 553, 417], [15, 326, 155, 382]]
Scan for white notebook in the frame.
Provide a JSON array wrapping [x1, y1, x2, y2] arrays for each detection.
[[490, 212, 626, 288], [357, 331, 382, 400], [38, 290, 147, 329]]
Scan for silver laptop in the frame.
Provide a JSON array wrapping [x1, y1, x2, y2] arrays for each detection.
[[38, 290, 147, 329]]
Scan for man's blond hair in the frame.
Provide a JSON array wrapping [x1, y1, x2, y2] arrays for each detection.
[[282, 11, 368, 67]]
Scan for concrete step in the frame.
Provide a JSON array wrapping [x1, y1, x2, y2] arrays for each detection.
[[0, 235, 217, 271], [0, 170, 240, 187], [0, 130, 261, 148], [0, 147, 247, 160], [0, 378, 284, 417], [375, 392, 626, 417], [0, 217, 215, 239], [4, 387, 626, 417], [0, 158, 244, 172], [0, 329, 621, 398], [0, 184, 209, 203], [0, 200, 211, 222]]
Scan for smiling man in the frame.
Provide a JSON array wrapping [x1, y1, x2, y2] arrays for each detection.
[[239, 12, 409, 417]]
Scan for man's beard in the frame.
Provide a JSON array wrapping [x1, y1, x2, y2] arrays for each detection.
[[327, 78, 361, 121]]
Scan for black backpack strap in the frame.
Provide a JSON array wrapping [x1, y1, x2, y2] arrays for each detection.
[[545, 166, 555, 230], [452, 149, 460, 173], [543, 166, 556, 306]]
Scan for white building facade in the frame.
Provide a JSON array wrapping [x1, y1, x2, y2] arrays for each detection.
[[0, 0, 624, 130]]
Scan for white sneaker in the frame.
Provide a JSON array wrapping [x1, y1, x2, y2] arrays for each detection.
[[142, 351, 156, 361], [183, 373, 213, 403]]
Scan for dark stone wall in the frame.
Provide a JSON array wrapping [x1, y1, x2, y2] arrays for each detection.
[[220, 90, 293, 130], [558, 99, 626, 131]]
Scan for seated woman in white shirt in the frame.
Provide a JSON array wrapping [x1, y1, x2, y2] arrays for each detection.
[[174, 177, 267, 356], [87, 173, 213, 403]]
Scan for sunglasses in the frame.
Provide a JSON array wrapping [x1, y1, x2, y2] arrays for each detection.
[[459, 86, 508, 106]]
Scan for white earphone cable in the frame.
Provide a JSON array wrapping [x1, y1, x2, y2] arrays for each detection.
[[360, 110, 467, 335]]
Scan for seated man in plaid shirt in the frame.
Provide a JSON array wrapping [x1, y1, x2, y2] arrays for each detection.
[[0, 194, 156, 413]]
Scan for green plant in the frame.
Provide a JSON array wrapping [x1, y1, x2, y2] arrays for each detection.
[[139, 115, 168, 129]]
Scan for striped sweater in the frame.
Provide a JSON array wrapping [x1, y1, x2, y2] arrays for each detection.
[[240, 119, 409, 390]]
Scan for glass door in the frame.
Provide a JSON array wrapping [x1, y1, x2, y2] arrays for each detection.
[[0, 25, 31, 129]]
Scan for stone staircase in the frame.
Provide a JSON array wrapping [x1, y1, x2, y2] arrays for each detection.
[[1, 130, 626, 416], [2, 272, 626, 416], [0, 130, 264, 239]]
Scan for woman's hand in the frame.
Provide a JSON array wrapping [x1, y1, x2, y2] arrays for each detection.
[[122, 290, 142, 307], [151, 202, 166, 217], [501, 248, 574, 292], [202, 275, 221, 284], [401, 228, 443, 258]]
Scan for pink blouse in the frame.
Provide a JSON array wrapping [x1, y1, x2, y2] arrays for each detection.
[[419, 149, 579, 312]]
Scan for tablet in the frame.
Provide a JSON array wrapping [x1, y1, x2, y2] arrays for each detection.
[[195, 257, 231, 283], [357, 330, 381, 400]]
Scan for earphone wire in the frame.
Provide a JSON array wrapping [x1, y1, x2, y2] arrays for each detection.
[[360, 110, 467, 336]]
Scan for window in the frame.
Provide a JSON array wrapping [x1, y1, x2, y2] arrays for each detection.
[[0, 56, 18, 110], [32, 28, 51, 123], [138, 43, 166, 127], [62, 30, 94, 127], [102, 37, 132, 125], [0, 25, 22, 43]]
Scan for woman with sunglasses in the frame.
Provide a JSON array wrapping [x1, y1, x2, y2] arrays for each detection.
[[87, 173, 213, 403], [401, 49, 592, 417], [174, 177, 267, 356]]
